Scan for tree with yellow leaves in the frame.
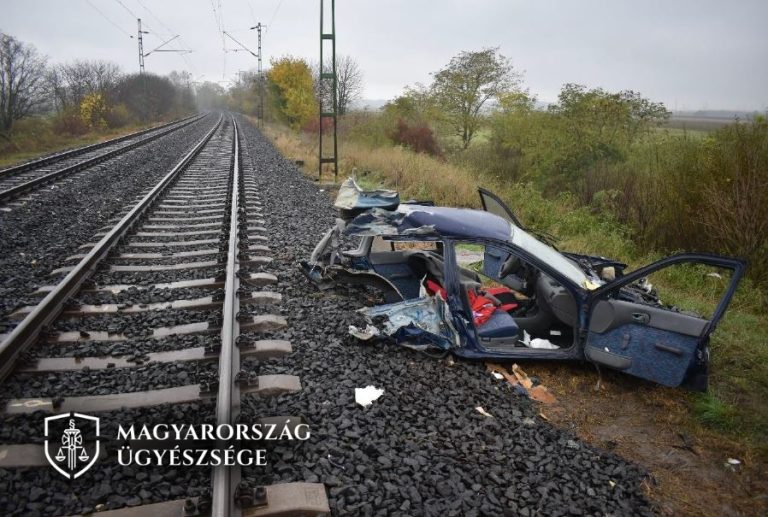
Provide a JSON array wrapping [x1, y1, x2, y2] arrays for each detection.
[[79, 92, 108, 130], [267, 56, 317, 130]]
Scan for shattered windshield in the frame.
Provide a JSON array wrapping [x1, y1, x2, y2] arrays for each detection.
[[510, 226, 594, 288]]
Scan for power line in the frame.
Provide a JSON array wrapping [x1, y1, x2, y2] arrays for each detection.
[[208, 0, 228, 78], [132, 0, 199, 74], [135, 0, 174, 37], [268, 0, 286, 27], [84, 0, 133, 38], [245, 0, 257, 25], [209, 0, 226, 47], [114, 0, 138, 18]]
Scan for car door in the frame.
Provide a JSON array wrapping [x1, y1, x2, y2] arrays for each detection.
[[478, 187, 524, 228], [583, 253, 745, 390], [478, 188, 520, 283]]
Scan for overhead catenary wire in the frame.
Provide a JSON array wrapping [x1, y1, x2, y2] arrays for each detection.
[[245, 0, 257, 26], [84, 0, 133, 39], [208, 0, 228, 78], [268, 0, 286, 28], [113, 0, 139, 19], [132, 0, 199, 74]]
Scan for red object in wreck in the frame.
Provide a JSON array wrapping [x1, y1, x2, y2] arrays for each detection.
[[427, 280, 518, 325], [468, 290, 497, 326], [425, 279, 447, 298]]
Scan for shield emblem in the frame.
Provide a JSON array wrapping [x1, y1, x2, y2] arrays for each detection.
[[44, 412, 100, 479]]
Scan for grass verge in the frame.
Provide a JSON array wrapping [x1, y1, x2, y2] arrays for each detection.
[[0, 116, 177, 169]]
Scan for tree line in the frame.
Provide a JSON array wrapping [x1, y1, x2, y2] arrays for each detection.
[[367, 48, 766, 288], [1, 32, 196, 139]]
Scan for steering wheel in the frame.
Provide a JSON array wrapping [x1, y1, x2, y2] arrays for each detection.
[[499, 254, 521, 278]]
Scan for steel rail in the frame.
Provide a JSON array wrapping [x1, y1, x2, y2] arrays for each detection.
[[0, 113, 224, 384], [0, 113, 208, 203], [211, 114, 243, 517], [0, 114, 202, 179]]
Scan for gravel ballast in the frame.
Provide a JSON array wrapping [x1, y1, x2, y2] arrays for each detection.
[[0, 114, 218, 330]]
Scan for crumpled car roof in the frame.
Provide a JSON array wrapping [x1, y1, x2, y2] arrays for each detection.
[[346, 204, 513, 241]]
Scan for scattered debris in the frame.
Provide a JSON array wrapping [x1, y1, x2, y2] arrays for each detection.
[[355, 385, 384, 407], [475, 406, 493, 418], [486, 363, 558, 404], [529, 338, 559, 349], [348, 324, 380, 341], [529, 385, 557, 404], [512, 364, 533, 389], [486, 363, 519, 386]]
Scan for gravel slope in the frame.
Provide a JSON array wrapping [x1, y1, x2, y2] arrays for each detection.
[[235, 114, 655, 516], [0, 114, 217, 332]]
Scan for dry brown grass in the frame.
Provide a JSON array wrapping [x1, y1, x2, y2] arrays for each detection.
[[262, 121, 479, 207]]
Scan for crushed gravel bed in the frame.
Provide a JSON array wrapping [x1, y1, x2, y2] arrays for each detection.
[[3, 361, 219, 398], [0, 114, 219, 332], [0, 402, 214, 514], [32, 326, 220, 360]]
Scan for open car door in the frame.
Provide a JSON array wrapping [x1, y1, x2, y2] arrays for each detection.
[[478, 188, 522, 280], [584, 254, 745, 390], [478, 187, 524, 228]]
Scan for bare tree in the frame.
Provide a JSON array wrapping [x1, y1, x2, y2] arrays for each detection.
[[313, 55, 364, 115], [336, 55, 363, 115], [0, 33, 47, 133], [45, 66, 67, 112], [54, 60, 121, 108]]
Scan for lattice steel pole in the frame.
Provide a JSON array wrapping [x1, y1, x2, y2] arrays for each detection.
[[319, 0, 338, 179]]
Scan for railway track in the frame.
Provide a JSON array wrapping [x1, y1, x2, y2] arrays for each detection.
[[0, 114, 207, 204], [0, 114, 329, 516]]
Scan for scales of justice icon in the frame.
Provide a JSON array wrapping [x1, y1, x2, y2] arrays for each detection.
[[55, 418, 89, 471]]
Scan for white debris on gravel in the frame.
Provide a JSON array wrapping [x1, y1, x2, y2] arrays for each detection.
[[355, 385, 385, 407], [475, 406, 494, 418]]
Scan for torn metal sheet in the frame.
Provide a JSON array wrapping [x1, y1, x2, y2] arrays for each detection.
[[345, 207, 437, 237], [359, 296, 459, 351], [334, 178, 400, 214]]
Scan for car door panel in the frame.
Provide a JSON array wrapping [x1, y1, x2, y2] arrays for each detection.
[[584, 253, 746, 390], [589, 299, 708, 335], [585, 299, 707, 387]]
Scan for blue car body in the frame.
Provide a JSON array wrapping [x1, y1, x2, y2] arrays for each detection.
[[302, 181, 746, 391]]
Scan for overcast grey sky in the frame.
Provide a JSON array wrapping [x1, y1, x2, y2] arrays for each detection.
[[3, 0, 767, 111]]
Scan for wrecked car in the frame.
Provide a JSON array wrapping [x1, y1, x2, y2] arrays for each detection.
[[301, 178, 745, 391]]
